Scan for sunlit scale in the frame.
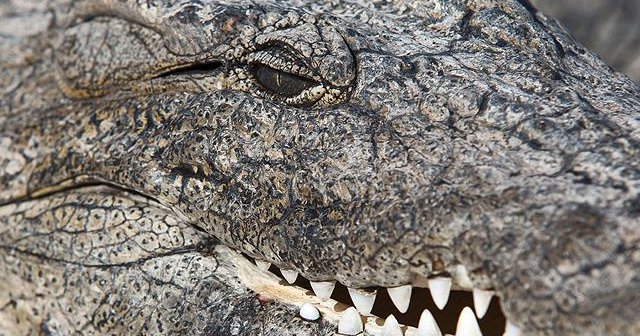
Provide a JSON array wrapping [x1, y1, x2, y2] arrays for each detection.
[[250, 258, 518, 336]]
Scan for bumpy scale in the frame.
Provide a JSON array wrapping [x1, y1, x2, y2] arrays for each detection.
[[1, 0, 639, 335]]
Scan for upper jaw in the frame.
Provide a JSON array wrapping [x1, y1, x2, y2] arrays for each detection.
[[237, 198, 639, 336], [484, 203, 640, 336]]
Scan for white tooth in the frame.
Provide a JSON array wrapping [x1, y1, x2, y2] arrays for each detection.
[[255, 260, 271, 271], [472, 289, 494, 319], [310, 281, 336, 301], [417, 309, 442, 336], [428, 278, 452, 310], [280, 269, 298, 284], [381, 315, 403, 336], [299, 303, 320, 321], [347, 288, 377, 315], [387, 285, 412, 313], [455, 307, 483, 336], [338, 307, 364, 335], [503, 321, 522, 336]]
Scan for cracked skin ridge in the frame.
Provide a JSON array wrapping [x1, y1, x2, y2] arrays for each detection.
[[0, 0, 639, 335]]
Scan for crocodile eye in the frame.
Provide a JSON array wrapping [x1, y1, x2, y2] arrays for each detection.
[[251, 63, 319, 98]]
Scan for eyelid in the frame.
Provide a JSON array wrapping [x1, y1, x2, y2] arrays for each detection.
[[245, 46, 322, 83]]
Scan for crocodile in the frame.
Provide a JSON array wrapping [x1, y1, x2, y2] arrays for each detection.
[[1, 0, 639, 335]]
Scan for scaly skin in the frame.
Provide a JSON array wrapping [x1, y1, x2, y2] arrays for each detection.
[[1, 0, 639, 335]]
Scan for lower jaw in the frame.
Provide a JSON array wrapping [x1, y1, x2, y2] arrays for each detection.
[[227, 246, 521, 336]]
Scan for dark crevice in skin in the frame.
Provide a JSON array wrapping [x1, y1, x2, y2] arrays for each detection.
[[0, 300, 18, 313], [155, 61, 224, 79], [341, 35, 359, 103], [516, 0, 567, 58], [72, 14, 101, 25], [41, 180, 164, 207], [478, 92, 491, 116], [0, 240, 216, 269], [0, 179, 164, 208], [64, 12, 160, 35], [458, 9, 476, 37], [627, 195, 640, 216]]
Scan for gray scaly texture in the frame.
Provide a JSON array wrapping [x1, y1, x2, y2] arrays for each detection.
[[1, 0, 639, 335]]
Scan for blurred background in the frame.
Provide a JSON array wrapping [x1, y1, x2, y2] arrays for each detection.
[[532, 0, 640, 83]]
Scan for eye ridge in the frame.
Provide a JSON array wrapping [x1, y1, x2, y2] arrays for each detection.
[[251, 63, 320, 98]]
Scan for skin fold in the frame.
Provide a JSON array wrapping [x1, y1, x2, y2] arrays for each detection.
[[0, 0, 639, 335]]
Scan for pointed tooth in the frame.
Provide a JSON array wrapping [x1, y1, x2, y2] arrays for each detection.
[[338, 307, 364, 335], [387, 285, 412, 313], [381, 315, 403, 336], [428, 278, 452, 310], [503, 321, 522, 336], [347, 288, 377, 315], [455, 307, 483, 336], [280, 269, 298, 284], [310, 281, 336, 301], [417, 309, 442, 336], [472, 289, 494, 319], [255, 260, 271, 271], [299, 303, 320, 321]]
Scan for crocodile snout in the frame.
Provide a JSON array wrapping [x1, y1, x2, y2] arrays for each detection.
[[489, 203, 640, 335]]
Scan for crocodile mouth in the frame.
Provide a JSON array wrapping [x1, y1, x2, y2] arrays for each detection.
[[234, 252, 519, 336]]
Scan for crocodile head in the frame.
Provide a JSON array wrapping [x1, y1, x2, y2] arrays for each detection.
[[1, 0, 639, 335]]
